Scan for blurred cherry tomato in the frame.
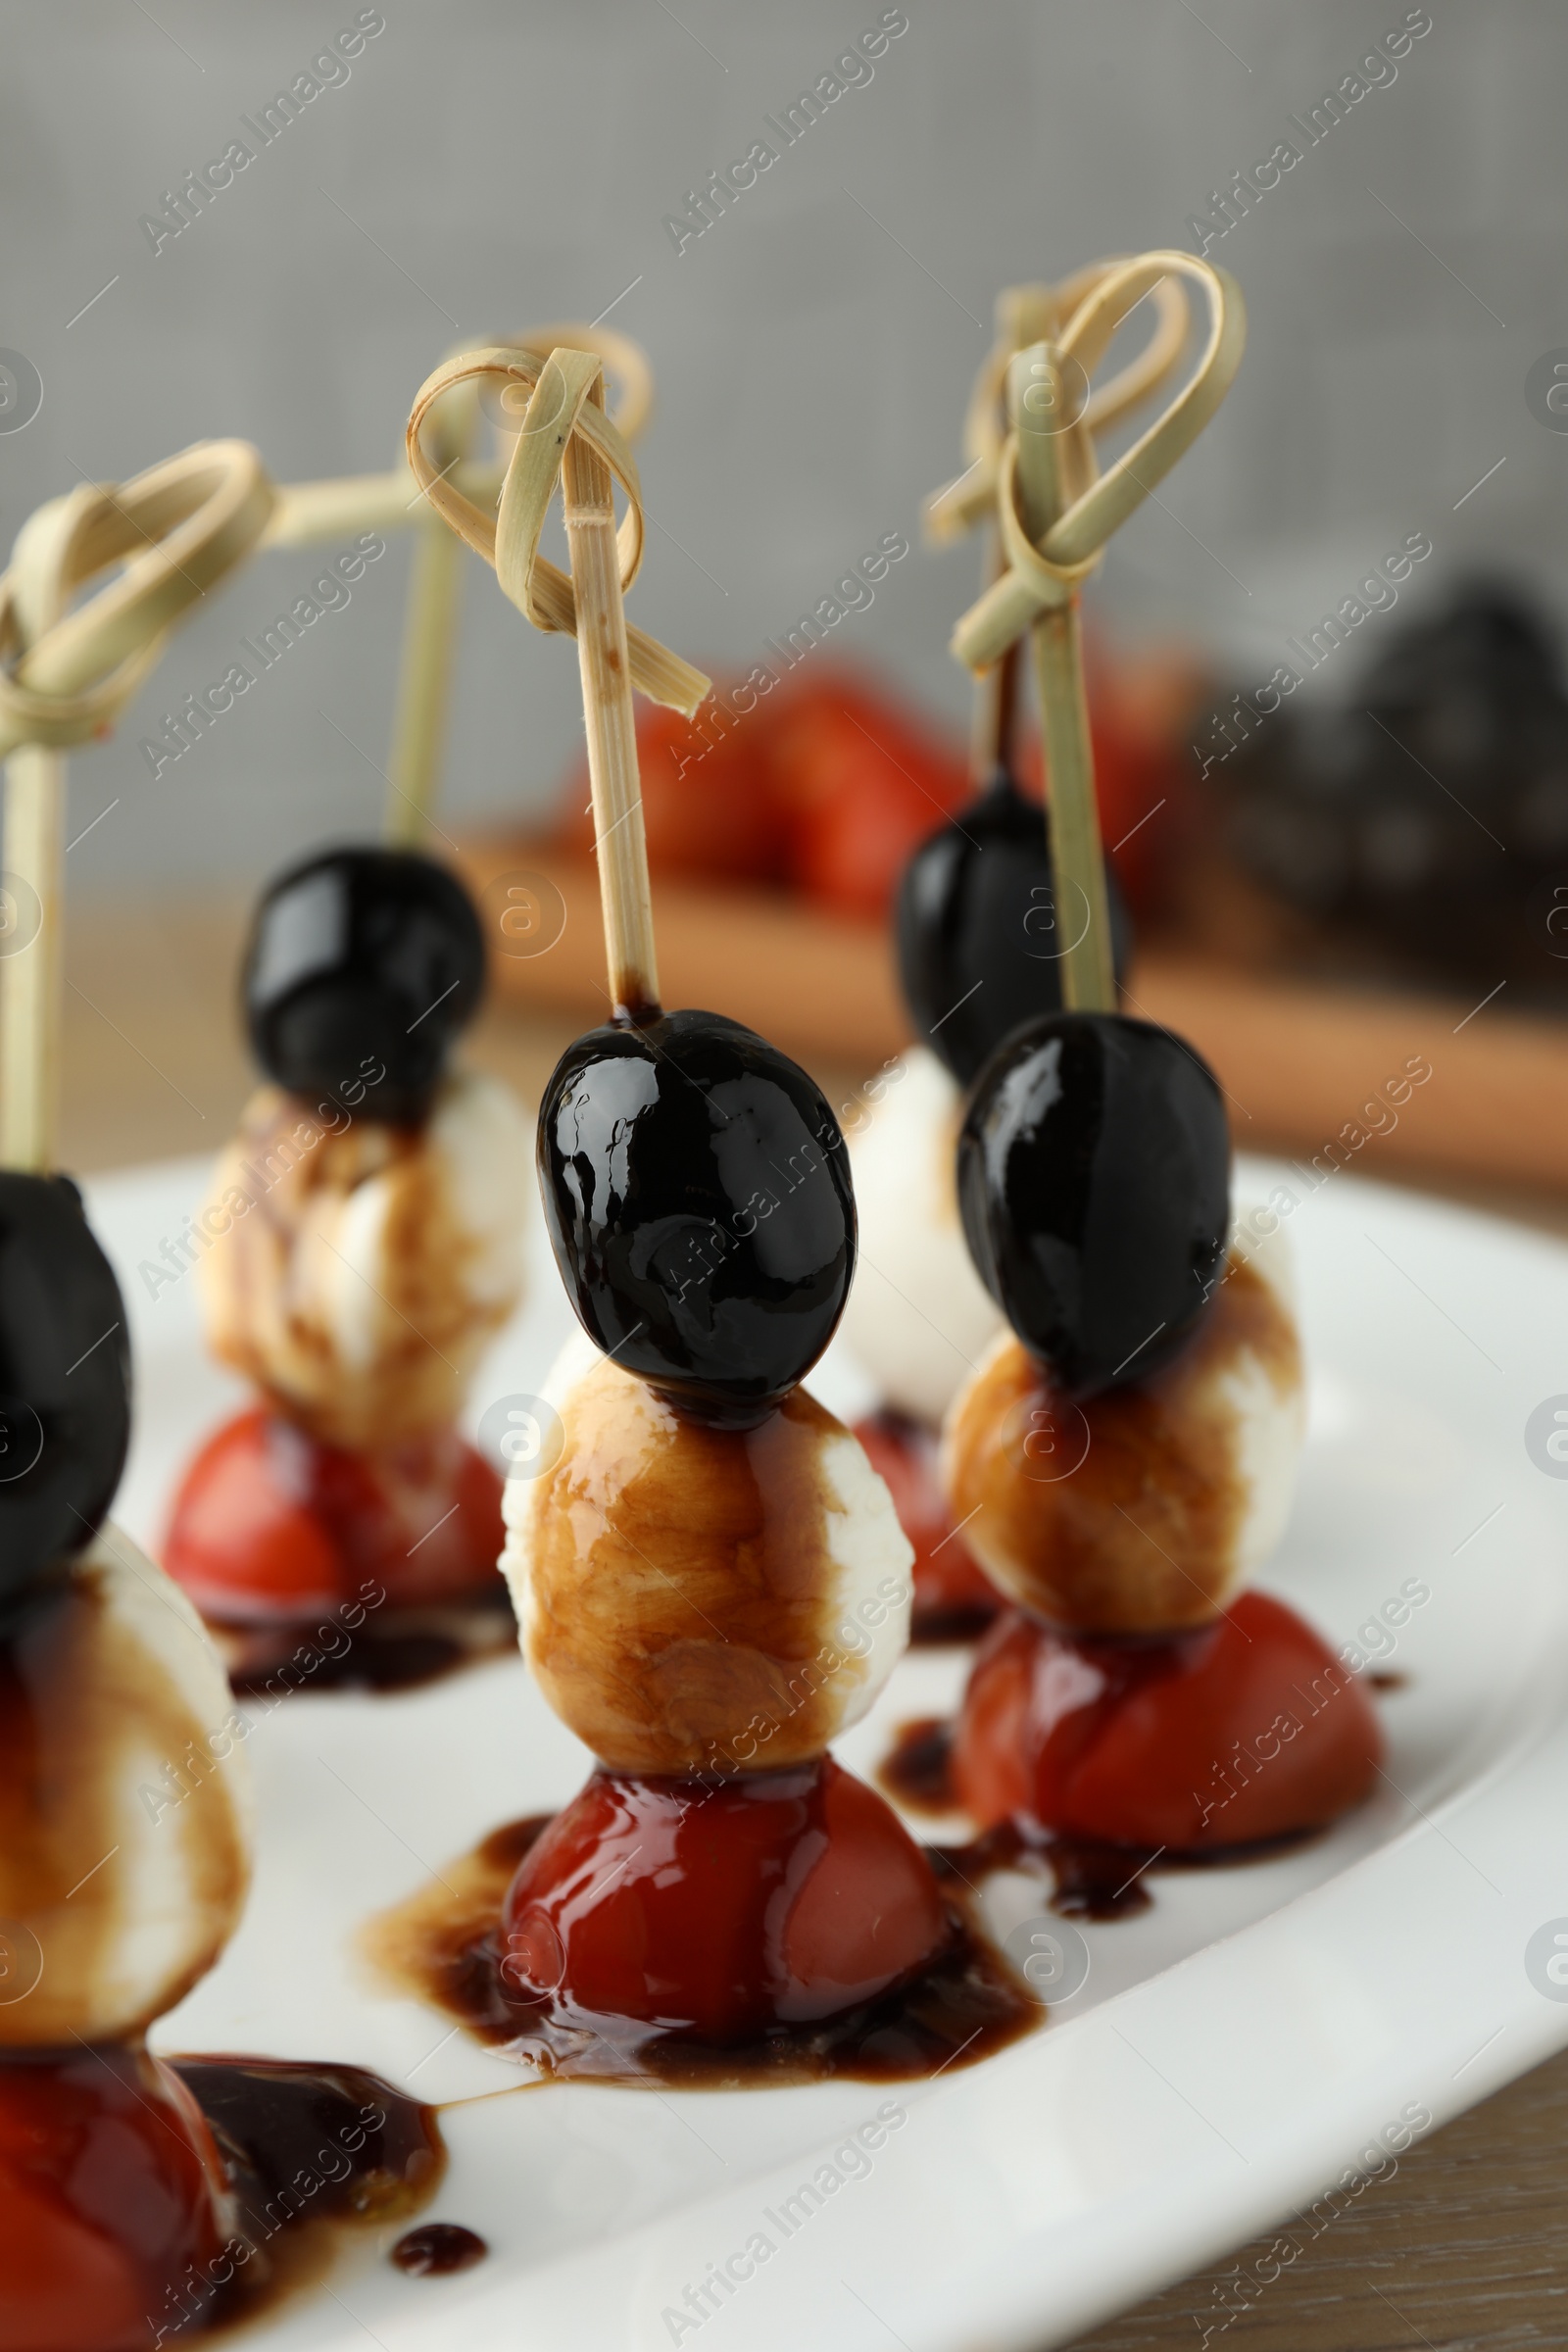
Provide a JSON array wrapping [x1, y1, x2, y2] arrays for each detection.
[[1016, 642, 1205, 922], [546, 648, 1202, 926], [557, 693, 785, 885], [765, 670, 970, 920]]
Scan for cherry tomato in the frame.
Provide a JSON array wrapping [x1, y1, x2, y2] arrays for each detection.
[[500, 1756, 951, 2042], [557, 695, 785, 885], [0, 2046, 229, 2352], [163, 1407, 505, 1621], [954, 1592, 1383, 1850], [766, 671, 969, 920]]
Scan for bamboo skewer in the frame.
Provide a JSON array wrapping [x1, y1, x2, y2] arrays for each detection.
[[939, 252, 1245, 1017], [0, 355, 668, 1157], [384, 373, 477, 849], [383, 323, 656, 850], [559, 363, 660, 1018], [0, 444, 275, 1169], [268, 328, 656, 553], [926, 264, 1192, 549], [1009, 341, 1115, 1009], [263, 464, 482, 548], [407, 343, 708, 1023], [931, 265, 1201, 990], [1, 748, 64, 1170], [967, 285, 1056, 786]]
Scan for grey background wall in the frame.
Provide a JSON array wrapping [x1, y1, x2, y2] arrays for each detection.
[[1, 1, 1560, 891]]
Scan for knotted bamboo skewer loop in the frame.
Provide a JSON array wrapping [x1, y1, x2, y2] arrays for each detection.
[[409, 343, 710, 1018], [270, 321, 655, 552], [407, 346, 708, 718], [947, 253, 1245, 1017], [0, 439, 275, 1171], [483, 321, 654, 450], [953, 254, 1244, 673], [934, 267, 1194, 783], [928, 263, 1194, 547], [383, 323, 657, 846], [0, 442, 275, 759]]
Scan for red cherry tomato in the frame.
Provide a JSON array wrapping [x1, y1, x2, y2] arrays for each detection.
[[0, 2046, 229, 2352], [954, 1592, 1384, 1850], [164, 1407, 505, 1622], [163, 1408, 341, 1618], [765, 671, 969, 920], [501, 1756, 950, 2043], [557, 695, 785, 885], [1014, 640, 1204, 922]]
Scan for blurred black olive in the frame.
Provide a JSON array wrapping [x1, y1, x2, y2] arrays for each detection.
[[538, 1009, 855, 1428], [0, 1172, 130, 1597], [244, 847, 485, 1124], [956, 1011, 1230, 1400], [896, 770, 1134, 1086], [1219, 581, 1568, 996]]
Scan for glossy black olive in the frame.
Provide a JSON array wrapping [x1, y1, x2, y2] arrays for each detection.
[[243, 848, 485, 1125], [896, 771, 1135, 1086], [956, 1011, 1231, 1399], [538, 1009, 856, 1427], [0, 1172, 130, 1597]]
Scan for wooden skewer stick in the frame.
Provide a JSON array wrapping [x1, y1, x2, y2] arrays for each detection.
[[0, 747, 65, 1170], [0, 444, 274, 1170], [384, 374, 476, 849], [926, 266, 1193, 548], [939, 271, 1193, 795], [968, 284, 1056, 788], [383, 324, 657, 851], [407, 343, 707, 1025], [970, 629, 1024, 790], [1008, 341, 1116, 1012], [946, 253, 1246, 1019], [560, 364, 661, 1020], [265, 466, 488, 548]]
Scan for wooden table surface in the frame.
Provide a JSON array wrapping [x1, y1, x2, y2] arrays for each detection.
[[56, 894, 1568, 2352]]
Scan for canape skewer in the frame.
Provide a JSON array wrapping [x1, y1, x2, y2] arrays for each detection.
[[0, 336, 660, 1170], [923, 265, 1193, 1001], [926, 263, 1192, 544], [383, 367, 477, 849], [965, 284, 1054, 787], [943, 252, 1244, 1013], [0, 443, 275, 1168], [384, 324, 655, 850], [407, 343, 708, 1015]]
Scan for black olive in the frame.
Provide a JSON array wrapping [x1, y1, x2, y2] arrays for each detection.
[[243, 847, 485, 1125], [0, 1172, 130, 1596], [956, 1011, 1230, 1399], [537, 1009, 856, 1428], [896, 770, 1135, 1087]]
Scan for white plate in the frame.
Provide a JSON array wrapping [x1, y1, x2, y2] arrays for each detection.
[[90, 1151, 1568, 2352]]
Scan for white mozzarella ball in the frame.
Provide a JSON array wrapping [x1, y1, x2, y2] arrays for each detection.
[[501, 1333, 914, 1773], [838, 1048, 1003, 1426], [0, 1529, 252, 2046], [943, 1221, 1305, 1633], [198, 1065, 531, 1447]]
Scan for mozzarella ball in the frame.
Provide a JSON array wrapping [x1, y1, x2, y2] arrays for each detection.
[[942, 1229, 1304, 1633], [501, 1334, 913, 1773], [198, 1067, 530, 1448], [0, 1528, 252, 2046], [838, 1048, 1003, 1426]]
